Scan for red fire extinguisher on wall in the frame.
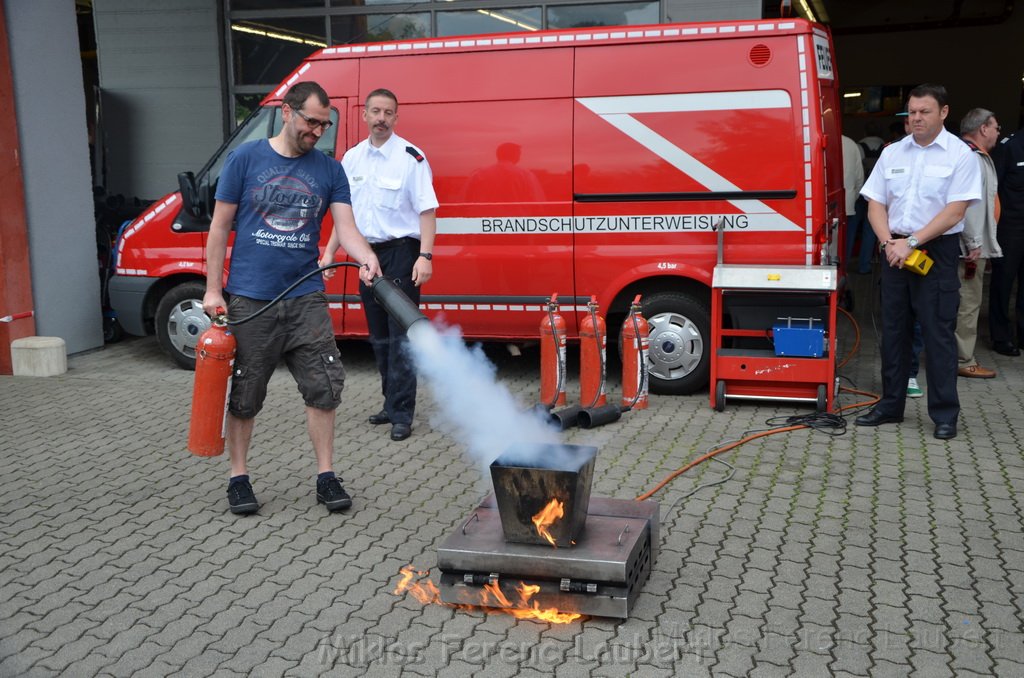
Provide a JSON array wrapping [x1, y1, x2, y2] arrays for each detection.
[[621, 295, 650, 410], [579, 296, 607, 409], [539, 294, 567, 409], [188, 308, 236, 456]]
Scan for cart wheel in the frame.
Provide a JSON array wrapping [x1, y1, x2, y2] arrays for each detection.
[[714, 380, 726, 412], [816, 384, 827, 413]]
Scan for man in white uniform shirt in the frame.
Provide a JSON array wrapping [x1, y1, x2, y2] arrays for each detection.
[[854, 84, 981, 440], [323, 88, 438, 441]]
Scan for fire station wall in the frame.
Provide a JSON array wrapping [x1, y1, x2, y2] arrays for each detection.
[[92, 0, 225, 201], [3, 0, 103, 356], [835, 5, 1024, 139]]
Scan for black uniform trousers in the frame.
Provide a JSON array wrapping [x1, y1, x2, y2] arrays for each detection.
[[359, 237, 421, 426], [988, 223, 1024, 348], [876, 233, 961, 426]]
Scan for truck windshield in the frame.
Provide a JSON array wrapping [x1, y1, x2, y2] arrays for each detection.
[[197, 105, 339, 198]]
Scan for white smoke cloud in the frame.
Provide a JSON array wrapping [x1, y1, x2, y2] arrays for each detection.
[[407, 322, 585, 479]]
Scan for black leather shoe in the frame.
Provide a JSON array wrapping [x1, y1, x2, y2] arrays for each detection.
[[934, 423, 957, 440], [854, 409, 904, 427], [368, 410, 390, 425], [391, 423, 412, 441], [993, 341, 1020, 357]]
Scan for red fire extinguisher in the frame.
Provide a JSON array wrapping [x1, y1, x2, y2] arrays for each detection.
[[539, 294, 567, 409], [188, 308, 236, 457], [621, 295, 650, 410], [579, 296, 607, 409]]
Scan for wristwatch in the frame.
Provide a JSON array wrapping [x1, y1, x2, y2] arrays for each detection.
[[418, 252, 433, 261], [907, 235, 919, 249]]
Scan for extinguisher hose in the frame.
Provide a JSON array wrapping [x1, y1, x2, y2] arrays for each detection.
[[586, 303, 606, 409], [544, 303, 565, 410], [225, 261, 365, 326]]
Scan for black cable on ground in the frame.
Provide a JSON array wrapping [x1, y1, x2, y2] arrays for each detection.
[[765, 411, 847, 436]]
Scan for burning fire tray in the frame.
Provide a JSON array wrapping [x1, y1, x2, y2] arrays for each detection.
[[437, 495, 659, 619]]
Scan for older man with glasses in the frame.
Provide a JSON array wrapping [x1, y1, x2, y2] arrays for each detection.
[[955, 109, 1002, 379]]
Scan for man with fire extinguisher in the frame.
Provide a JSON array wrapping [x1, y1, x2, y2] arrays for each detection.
[[203, 81, 382, 515], [321, 88, 438, 442]]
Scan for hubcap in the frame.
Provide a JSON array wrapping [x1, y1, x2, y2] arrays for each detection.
[[646, 311, 703, 381], [167, 299, 210, 358]]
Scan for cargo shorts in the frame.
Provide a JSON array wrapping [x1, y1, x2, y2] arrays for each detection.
[[227, 291, 346, 418]]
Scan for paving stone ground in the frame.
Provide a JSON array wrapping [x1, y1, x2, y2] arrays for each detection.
[[2, 271, 1023, 677]]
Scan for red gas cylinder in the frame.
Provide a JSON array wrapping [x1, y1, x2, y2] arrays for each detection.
[[539, 294, 567, 408], [621, 295, 650, 410], [579, 296, 607, 408], [187, 310, 236, 456]]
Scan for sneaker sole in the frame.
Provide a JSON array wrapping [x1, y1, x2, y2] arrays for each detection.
[[229, 502, 259, 515], [907, 392, 924, 399], [318, 494, 353, 511]]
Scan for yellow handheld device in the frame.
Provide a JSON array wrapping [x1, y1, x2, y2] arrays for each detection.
[[903, 249, 933, 276]]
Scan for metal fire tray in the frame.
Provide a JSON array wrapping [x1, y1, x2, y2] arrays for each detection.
[[437, 495, 659, 619]]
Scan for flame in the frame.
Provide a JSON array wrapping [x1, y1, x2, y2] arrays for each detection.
[[394, 566, 582, 624], [531, 498, 565, 547], [394, 565, 442, 604]]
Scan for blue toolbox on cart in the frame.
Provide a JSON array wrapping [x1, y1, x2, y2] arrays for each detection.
[[772, 317, 825, 357]]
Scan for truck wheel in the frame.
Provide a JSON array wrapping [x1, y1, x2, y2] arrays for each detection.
[[641, 291, 710, 395], [156, 281, 209, 370]]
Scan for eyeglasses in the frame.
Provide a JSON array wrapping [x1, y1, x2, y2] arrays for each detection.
[[293, 108, 333, 131], [987, 120, 1001, 133]]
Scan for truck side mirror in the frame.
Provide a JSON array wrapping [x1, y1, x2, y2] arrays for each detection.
[[177, 171, 201, 218]]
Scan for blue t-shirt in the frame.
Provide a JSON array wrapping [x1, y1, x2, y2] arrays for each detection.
[[215, 139, 350, 300]]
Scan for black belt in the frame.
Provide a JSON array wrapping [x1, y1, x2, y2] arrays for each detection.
[[370, 236, 417, 252], [890, 233, 958, 240]]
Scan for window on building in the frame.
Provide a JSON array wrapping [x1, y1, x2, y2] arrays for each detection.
[[231, 16, 327, 86], [437, 8, 542, 36], [331, 13, 431, 45], [226, 0, 666, 127], [547, 1, 658, 28]]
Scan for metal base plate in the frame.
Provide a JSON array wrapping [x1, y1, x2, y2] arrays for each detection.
[[437, 496, 658, 619]]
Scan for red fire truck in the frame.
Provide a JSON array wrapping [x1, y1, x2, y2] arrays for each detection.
[[109, 17, 845, 396]]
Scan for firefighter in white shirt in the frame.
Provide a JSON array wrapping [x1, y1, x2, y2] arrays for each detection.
[[855, 84, 982, 441], [322, 88, 438, 441]]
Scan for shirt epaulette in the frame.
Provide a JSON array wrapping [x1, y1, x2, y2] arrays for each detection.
[[406, 146, 424, 162]]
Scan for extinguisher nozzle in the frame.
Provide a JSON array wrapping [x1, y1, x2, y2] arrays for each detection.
[[549, 405, 583, 431], [370, 276, 429, 331], [578, 404, 624, 429]]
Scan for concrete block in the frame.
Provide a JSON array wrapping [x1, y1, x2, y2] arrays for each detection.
[[11, 336, 67, 377]]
